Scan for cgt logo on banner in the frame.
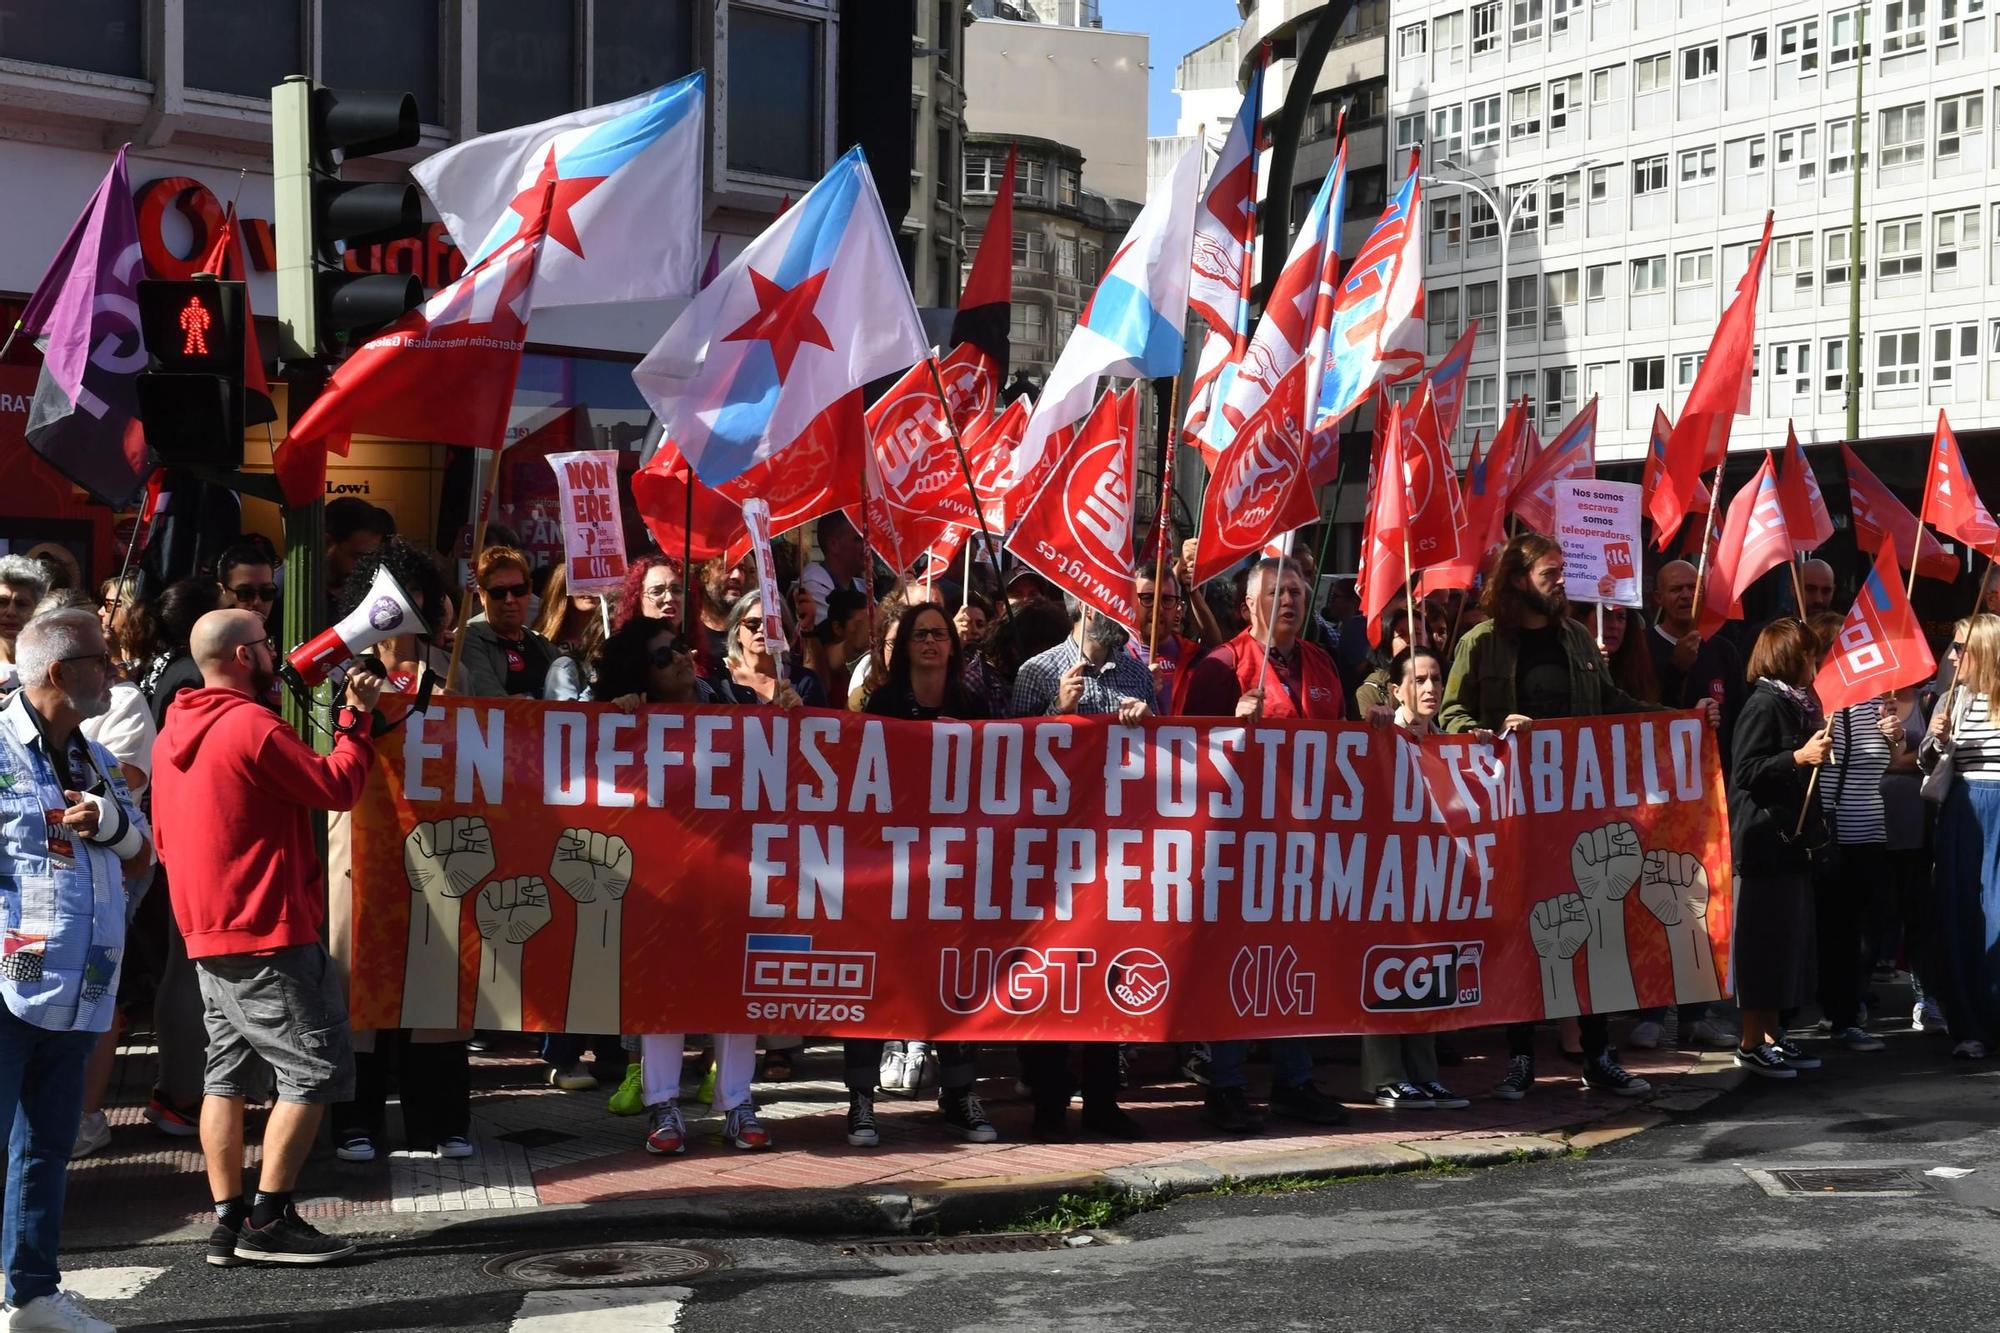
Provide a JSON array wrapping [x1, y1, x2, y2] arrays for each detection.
[[348, 702, 1734, 1040]]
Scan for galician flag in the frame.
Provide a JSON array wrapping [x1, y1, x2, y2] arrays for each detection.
[[413, 74, 706, 307], [1182, 63, 1264, 454], [1313, 151, 1426, 430], [1006, 142, 1203, 516], [632, 147, 929, 488]]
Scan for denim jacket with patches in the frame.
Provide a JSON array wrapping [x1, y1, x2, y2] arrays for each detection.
[[0, 692, 141, 1033]]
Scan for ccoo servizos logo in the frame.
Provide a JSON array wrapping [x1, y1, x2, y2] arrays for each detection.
[[743, 934, 876, 1001]]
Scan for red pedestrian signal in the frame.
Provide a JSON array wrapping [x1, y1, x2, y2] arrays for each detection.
[[137, 279, 244, 375], [179, 294, 214, 357]]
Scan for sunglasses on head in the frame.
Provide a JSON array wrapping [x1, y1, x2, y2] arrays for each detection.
[[485, 582, 530, 600], [230, 583, 280, 603]]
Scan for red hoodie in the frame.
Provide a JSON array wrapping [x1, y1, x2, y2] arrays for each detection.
[[152, 687, 375, 959]]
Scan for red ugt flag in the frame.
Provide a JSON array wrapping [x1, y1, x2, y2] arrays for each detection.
[[1812, 535, 1935, 717], [1401, 384, 1464, 569], [1921, 409, 2000, 558], [1774, 423, 1834, 552], [1006, 387, 1142, 631], [1359, 400, 1410, 643], [1843, 443, 1960, 582], [1189, 360, 1321, 588], [1697, 452, 1792, 637]]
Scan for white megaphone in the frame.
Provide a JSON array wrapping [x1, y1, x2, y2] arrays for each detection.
[[281, 565, 429, 692]]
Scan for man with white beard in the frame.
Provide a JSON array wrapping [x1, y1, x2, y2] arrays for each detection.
[[0, 608, 152, 1333]]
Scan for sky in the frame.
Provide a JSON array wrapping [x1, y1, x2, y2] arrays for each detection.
[[1098, 1, 1242, 136]]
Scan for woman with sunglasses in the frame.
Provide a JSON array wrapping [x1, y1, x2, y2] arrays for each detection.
[[1924, 615, 2000, 1059], [1727, 618, 1835, 1078], [842, 603, 996, 1147], [712, 592, 825, 708], [462, 547, 561, 700]]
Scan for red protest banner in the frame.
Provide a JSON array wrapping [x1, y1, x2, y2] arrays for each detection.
[[351, 702, 1733, 1040]]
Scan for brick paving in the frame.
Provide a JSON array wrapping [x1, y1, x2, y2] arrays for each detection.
[[64, 1023, 1731, 1242]]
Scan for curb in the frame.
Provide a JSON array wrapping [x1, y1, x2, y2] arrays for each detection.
[[69, 1059, 1751, 1252]]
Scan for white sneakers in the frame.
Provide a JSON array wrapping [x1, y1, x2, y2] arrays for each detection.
[[6, 1289, 116, 1332], [69, 1113, 110, 1161], [877, 1042, 934, 1096], [1626, 1020, 1666, 1050]]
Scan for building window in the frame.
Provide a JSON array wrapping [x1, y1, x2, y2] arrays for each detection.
[[1434, 10, 1467, 61], [1932, 323, 1979, 381], [1396, 114, 1427, 154], [964, 154, 1000, 194], [1586, 263, 1612, 301], [1510, 0, 1543, 43], [1548, 75, 1580, 131], [1675, 352, 1706, 389], [1544, 269, 1578, 333], [1467, 281, 1498, 338], [1470, 94, 1502, 147], [1935, 207, 1980, 273], [1428, 287, 1464, 351], [1055, 237, 1078, 278], [1079, 242, 1099, 283], [1017, 158, 1047, 199], [1772, 342, 1811, 394], [1677, 250, 1714, 287], [1939, 0, 1978, 42], [590, 0, 697, 106], [1779, 19, 1821, 70], [1013, 231, 1046, 270], [1010, 303, 1046, 346], [1509, 86, 1543, 139], [1431, 104, 1466, 159], [1398, 21, 1429, 56], [1472, 0, 1501, 52], [1745, 135, 1768, 172], [187, 0, 303, 98], [727, 3, 824, 179], [1635, 53, 1671, 93], [1678, 147, 1717, 183], [1508, 182, 1539, 234], [1632, 155, 1668, 196], [1546, 172, 1576, 228], [1543, 367, 1577, 424], [1631, 256, 1667, 294], [1551, 0, 1580, 33], [1878, 218, 1923, 277], [1467, 198, 1499, 244], [1507, 275, 1538, 339], [1506, 370, 1536, 406], [1058, 167, 1080, 206], [1464, 376, 1498, 432], [325, 0, 444, 121], [1630, 357, 1667, 392], [1431, 197, 1465, 249], [1776, 126, 1819, 181], [1826, 117, 1863, 175], [1680, 42, 1718, 82], [0, 0, 143, 77], [1881, 0, 1926, 53], [1880, 104, 1926, 168], [1588, 165, 1611, 201], [1875, 330, 1920, 386], [1937, 93, 1984, 157], [1824, 227, 1858, 285], [1828, 7, 1867, 65], [1773, 233, 1816, 292], [1822, 338, 1848, 393], [1745, 29, 1770, 66]]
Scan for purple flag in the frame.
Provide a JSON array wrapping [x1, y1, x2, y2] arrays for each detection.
[[18, 146, 152, 507], [698, 234, 722, 290]]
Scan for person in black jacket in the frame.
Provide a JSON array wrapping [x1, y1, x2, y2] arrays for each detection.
[[1728, 618, 1835, 1078], [1647, 560, 1746, 769]]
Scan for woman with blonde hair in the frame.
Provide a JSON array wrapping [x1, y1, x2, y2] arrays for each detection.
[[1923, 614, 2000, 1058], [537, 563, 608, 700]]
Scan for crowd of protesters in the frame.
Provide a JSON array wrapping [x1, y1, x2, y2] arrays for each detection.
[[1, 495, 1997, 1326]]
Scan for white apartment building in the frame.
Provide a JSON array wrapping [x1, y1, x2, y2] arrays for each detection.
[[1385, 0, 1999, 465]]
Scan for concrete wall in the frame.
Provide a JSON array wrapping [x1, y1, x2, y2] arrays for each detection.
[[966, 18, 1149, 203]]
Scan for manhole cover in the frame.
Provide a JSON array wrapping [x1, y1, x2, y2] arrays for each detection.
[[484, 1243, 726, 1288], [1747, 1167, 1931, 1198], [841, 1232, 1093, 1258]]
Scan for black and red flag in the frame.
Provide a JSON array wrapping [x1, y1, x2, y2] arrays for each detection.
[[947, 144, 1016, 422]]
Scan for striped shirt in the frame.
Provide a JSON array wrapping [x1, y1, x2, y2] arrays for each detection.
[[1820, 702, 1893, 844], [1950, 691, 2000, 777]]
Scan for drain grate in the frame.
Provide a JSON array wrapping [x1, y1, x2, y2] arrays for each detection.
[[484, 1242, 727, 1288], [1748, 1167, 1931, 1198], [842, 1231, 1094, 1258]]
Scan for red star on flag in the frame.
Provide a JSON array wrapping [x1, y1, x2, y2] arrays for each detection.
[[722, 267, 835, 377], [507, 146, 608, 258]]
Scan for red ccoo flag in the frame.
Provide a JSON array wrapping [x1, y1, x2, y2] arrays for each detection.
[[1641, 405, 1710, 550], [1697, 452, 1792, 637], [1401, 383, 1465, 569], [1006, 387, 1142, 631], [1358, 399, 1411, 643], [1843, 443, 1960, 582], [1189, 360, 1320, 588], [1921, 409, 2000, 559], [1812, 535, 1936, 718], [1774, 422, 1834, 553], [1652, 214, 1774, 541]]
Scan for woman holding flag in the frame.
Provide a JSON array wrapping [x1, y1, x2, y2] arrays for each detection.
[[1923, 615, 2000, 1060]]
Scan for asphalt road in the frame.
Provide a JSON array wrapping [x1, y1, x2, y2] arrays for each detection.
[[71, 1025, 2000, 1332]]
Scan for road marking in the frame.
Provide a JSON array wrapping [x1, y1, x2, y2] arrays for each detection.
[[64, 1266, 167, 1300], [510, 1285, 690, 1331]]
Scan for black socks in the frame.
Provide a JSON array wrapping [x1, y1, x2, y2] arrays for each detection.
[[249, 1189, 293, 1229]]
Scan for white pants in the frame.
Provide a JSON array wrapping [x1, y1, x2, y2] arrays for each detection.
[[640, 1033, 756, 1111]]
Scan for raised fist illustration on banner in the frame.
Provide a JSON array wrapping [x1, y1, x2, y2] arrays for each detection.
[[550, 829, 633, 1035], [473, 876, 553, 1030], [1641, 850, 1723, 1003], [1529, 893, 1588, 1017], [399, 817, 495, 1030], [1571, 823, 1640, 1015]]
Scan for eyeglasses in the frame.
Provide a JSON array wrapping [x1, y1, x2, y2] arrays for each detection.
[[642, 584, 683, 603], [229, 583, 280, 604], [648, 645, 686, 668], [0, 592, 36, 612], [740, 617, 764, 633], [1951, 641, 1966, 654], [910, 627, 950, 643], [1136, 592, 1183, 606], [484, 582, 531, 600], [59, 650, 112, 669]]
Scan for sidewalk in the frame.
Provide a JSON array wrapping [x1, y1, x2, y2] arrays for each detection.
[[64, 1024, 1744, 1246]]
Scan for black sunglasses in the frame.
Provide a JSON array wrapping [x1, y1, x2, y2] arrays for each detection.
[[229, 583, 280, 603], [740, 617, 764, 633], [485, 582, 531, 600]]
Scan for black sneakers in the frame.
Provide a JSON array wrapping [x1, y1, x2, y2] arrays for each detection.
[[845, 1093, 881, 1148], [940, 1089, 998, 1143], [1270, 1082, 1350, 1126], [1374, 1081, 1436, 1109], [1773, 1037, 1822, 1070], [1202, 1086, 1266, 1134], [1733, 1044, 1798, 1079], [232, 1206, 357, 1264], [1581, 1055, 1653, 1096], [205, 1221, 244, 1268], [1080, 1105, 1146, 1140]]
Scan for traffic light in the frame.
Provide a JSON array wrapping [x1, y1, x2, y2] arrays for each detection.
[[135, 277, 248, 470], [271, 75, 426, 361]]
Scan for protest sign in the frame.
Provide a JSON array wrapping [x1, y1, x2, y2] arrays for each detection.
[[1556, 479, 1643, 609], [352, 703, 1733, 1041], [547, 449, 629, 592]]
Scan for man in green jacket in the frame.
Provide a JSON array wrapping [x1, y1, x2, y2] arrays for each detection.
[[1440, 533, 1718, 1100]]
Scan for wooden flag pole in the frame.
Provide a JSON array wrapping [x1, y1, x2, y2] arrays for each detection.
[[1689, 464, 1726, 615], [1789, 555, 1809, 619], [925, 356, 1015, 633], [1794, 764, 1822, 839], [446, 448, 502, 691], [1146, 374, 1182, 668], [1972, 549, 1995, 619]]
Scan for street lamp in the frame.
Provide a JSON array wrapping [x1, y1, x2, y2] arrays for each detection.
[[1425, 156, 1594, 453]]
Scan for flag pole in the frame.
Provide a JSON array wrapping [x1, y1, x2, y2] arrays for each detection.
[[926, 355, 1015, 633], [446, 447, 501, 690], [1146, 373, 1181, 668], [680, 456, 694, 641], [1689, 463, 1726, 616], [1972, 550, 1995, 619], [1794, 765, 1822, 838], [1789, 555, 1809, 617]]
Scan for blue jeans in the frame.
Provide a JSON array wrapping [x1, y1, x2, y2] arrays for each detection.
[[1207, 1038, 1314, 1092], [0, 1006, 95, 1306]]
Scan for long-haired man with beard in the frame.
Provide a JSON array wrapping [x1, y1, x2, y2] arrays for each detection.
[[1440, 534, 1718, 1102]]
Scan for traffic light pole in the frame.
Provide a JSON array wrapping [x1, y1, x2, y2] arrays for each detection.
[[280, 361, 329, 748]]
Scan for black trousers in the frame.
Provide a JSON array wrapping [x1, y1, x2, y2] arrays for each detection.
[[1017, 1042, 1119, 1112], [335, 1033, 471, 1150], [1506, 1014, 1609, 1059], [1817, 845, 1879, 1030]]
